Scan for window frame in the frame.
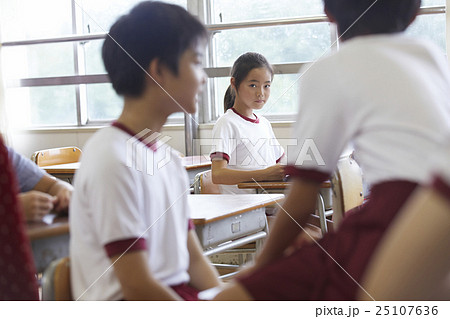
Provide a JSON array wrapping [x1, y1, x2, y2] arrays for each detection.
[[0, 1, 447, 128]]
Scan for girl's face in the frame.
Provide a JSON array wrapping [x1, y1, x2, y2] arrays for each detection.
[[233, 67, 272, 112]]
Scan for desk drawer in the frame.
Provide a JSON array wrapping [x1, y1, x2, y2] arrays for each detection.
[[195, 207, 267, 249]]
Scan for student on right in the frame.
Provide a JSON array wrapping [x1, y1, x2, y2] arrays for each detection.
[[213, 0, 450, 300]]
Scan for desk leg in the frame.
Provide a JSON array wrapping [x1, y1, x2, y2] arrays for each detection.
[[255, 212, 269, 254], [317, 194, 328, 234]]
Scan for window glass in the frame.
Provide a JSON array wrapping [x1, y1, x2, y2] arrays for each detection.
[[84, 39, 107, 75], [79, 0, 187, 34], [2, 43, 75, 79], [211, 0, 325, 23], [407, 13, 446, 52], [212, 23, 331, 67], [0, 0, 72, 42], [5, 86, 77, 127], [421, 0, 445, 6], [86, 83, 122, 122]]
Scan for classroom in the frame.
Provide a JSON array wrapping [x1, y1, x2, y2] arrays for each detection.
[[0, 0, 449, 308]]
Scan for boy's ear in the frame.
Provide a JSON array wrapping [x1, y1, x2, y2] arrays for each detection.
[[147, 58, 164, 84]]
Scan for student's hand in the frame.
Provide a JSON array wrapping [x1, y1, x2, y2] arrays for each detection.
[[262, 164, 286, 181], [52, 187, 72, 212], [18, 190, 56, 222]]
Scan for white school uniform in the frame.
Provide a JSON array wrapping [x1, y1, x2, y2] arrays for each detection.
[[69, 124, 192, 300], [287, 33, 450, 187], [210, 108, 284, 194]]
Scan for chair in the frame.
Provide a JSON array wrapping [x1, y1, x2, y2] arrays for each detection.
[[41, 256, 72, 301], [330, 155, 364, 229], [32, 146, 82, 183], [32, 146, 82, 167], [193, 170, 220, 194]]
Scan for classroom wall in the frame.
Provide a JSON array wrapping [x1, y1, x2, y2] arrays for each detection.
[[9, 123, 294, 159]]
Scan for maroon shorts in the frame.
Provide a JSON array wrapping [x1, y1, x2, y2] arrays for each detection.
[[237, 180, 418, 300], [171, 283, 199, 301]]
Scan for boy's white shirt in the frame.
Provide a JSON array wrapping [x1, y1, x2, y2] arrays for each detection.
[[70, 126, 191, 300], [288, 33, 450, 187]]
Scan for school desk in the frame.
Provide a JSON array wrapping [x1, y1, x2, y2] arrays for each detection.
[[180, 155, 212, 185], [190, 193, 284, 256], [25, 193, 282, 274], [26, 215, 69, 273], [237, 180, 333, 234], [42, 155, 211, 186]]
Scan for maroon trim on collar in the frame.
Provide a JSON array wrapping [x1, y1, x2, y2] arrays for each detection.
[[112, 121, 158, 152], [231, 108, 259, 124], [210, 152, 230, 163]]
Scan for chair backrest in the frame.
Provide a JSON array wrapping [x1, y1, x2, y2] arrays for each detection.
[[41, 257, 72, 301], [32, 146, 82, 167], [193, 170, 221, 194], [331, 155, 364, 228]]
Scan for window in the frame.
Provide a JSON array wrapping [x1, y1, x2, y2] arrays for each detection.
[[202, 0, 447, 122], [0, 0, 187, 128], [0, 0, 447, 128]]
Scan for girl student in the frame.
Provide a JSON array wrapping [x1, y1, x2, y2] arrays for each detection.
[[210, 52, 285, 194]]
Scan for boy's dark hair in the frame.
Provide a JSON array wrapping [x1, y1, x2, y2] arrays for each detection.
[[324, 0, 421, 41], [102, 1, 207, 97], [224, 52, 274, 112]]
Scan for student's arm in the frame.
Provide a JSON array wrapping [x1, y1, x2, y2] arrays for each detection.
[[111, 250, 182, 301], [34, 174, 73, 211], [359, 186, 450, 301], [211, 159, 285, 185], [255, 177, 322, 268], [186, 229, 221, 291], [18, 174, 73, 221]]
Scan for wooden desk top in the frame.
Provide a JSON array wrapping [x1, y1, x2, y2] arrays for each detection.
[[237, 180, 331, 190], [189, 193, 284, 225], [26, 215, 69, 240], [42, 155, 211, 174], [181, 155, 211, 170]]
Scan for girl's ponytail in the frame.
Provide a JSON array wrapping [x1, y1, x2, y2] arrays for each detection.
[[224, 85, 235, 112]]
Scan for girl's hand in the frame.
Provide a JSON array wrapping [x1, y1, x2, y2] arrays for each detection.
[[53, 187, 72, 212], [262, 164, 286, 181]]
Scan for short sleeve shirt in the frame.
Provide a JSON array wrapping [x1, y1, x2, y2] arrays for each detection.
[[7, 146, 44, 192]]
